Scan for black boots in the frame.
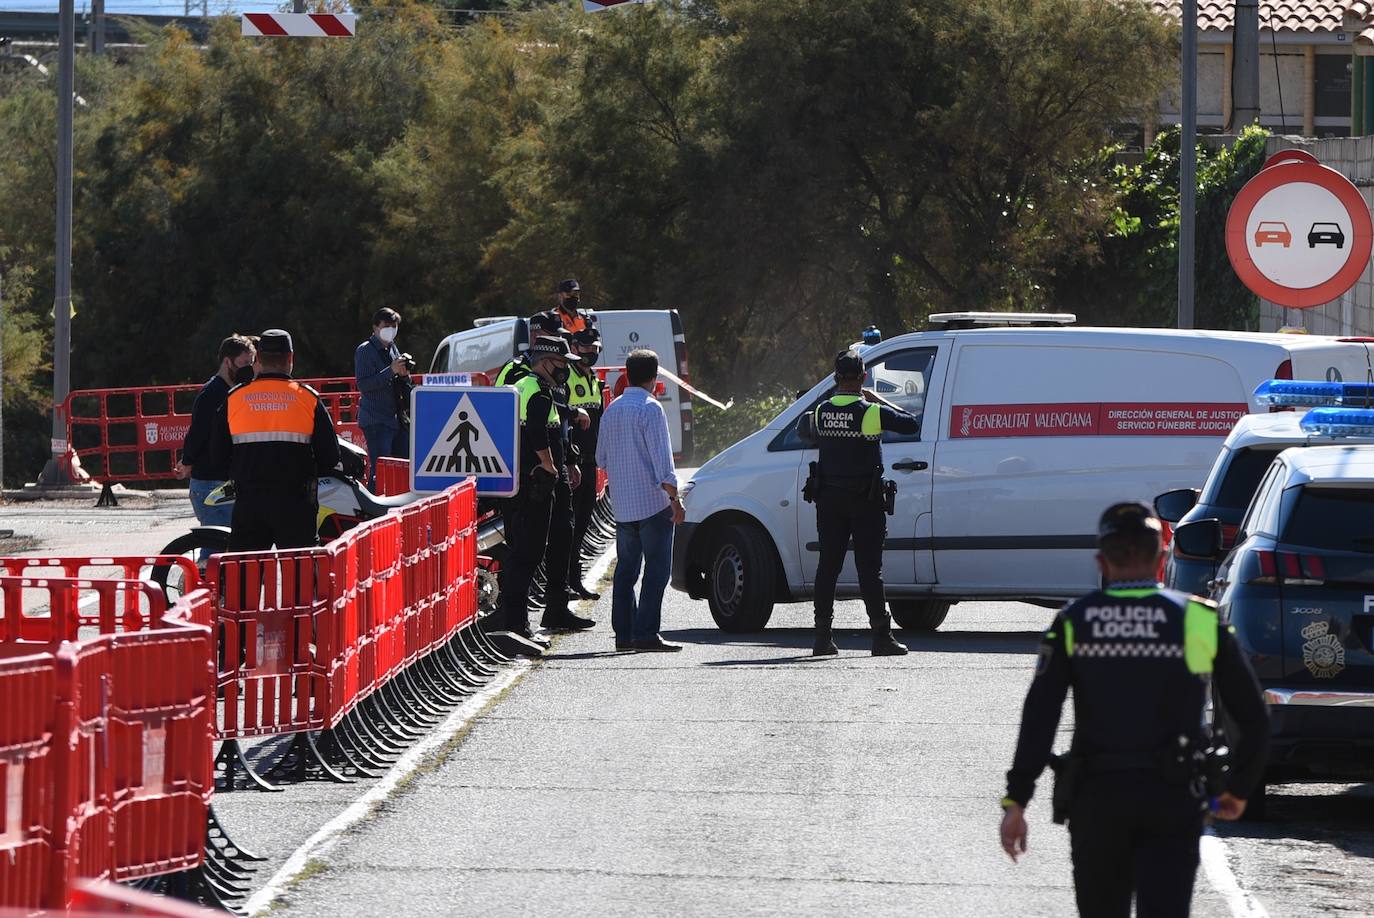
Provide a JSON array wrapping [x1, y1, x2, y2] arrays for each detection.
[[870, 616, 908, 656], [812, 615, 838, 656]]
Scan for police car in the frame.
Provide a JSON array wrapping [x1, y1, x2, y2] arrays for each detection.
[[672, 317, 1372, 632], [1156, 379, 1374, 595], [1172, 420, 1374, 801]]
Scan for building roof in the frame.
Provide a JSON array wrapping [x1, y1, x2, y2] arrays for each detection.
[[1153, 0, 1374, 45]]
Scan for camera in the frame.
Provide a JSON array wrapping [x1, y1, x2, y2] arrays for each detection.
[[400, 353, 417, 372]]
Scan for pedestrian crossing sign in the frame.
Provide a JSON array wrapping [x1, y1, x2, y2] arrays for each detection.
[[410, 386, 519, 497]]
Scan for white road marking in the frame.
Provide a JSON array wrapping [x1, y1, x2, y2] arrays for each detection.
[[1201, 829, 1269, 918], [245, 661, 531, 916], [246, 543, 617, 915]]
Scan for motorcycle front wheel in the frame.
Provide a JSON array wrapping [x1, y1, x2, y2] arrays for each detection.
[[151, 529, 230, 601]]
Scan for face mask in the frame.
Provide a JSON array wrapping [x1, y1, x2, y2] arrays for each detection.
[[234, 365, 255, 386], [564, 297, 580, 310], [552, 366, 570, 385], [378, 326, 398, 344]]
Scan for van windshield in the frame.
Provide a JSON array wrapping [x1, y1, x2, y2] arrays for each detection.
[[1210, 446, 1285, 510], [1282, 486, 1374, 553]]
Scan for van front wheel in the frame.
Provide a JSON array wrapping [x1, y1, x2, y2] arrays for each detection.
[[890, 599, 951, 632], [707, 523, 776, 632]]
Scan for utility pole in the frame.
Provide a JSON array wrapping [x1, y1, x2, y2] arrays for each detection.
[[38, 0, 75, 486], [1178, 0, 1197, 329], [1, 266, 6, 495], [1229, 0, 1260, 130], [92, 0, 105, 55]]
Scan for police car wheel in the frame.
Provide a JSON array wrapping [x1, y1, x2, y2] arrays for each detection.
[[889, 599, 951, 632], [707, 523, 776, 632]]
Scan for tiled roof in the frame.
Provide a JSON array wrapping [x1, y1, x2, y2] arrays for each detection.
[[1153, 0, 1372, 40]]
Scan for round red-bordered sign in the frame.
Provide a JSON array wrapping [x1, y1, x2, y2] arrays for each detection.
[[1225, 160, 1373, 308]]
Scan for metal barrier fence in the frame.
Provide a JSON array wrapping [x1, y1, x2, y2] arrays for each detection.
[[0, 580, 213, 911]]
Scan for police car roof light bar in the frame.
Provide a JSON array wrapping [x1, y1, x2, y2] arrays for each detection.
[[1254, 379, 1374, 408], [1298, 406, 1374, 437]]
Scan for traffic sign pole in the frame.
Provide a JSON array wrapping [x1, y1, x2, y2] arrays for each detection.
[[1178, 0, 1197, 330]]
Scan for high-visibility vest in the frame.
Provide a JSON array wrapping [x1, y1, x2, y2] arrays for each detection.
[[567, 365, 602, 409], [495, 358, 530, 387], [555, 308, 589, 333], [514, 376, 559, 426], [227, 377, 319, 445]]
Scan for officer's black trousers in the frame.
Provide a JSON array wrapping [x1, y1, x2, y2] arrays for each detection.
[[541, 480, 575, 617], [812, 487, 888, 629], [498, 487, 553, 633], [1068, 774, 1204, 918], [228, 488, 318, 553], [568, 461, 598, 585]]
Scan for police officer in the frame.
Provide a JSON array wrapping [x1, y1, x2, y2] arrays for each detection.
[[565, 327, 605, 600], [551, 279, 591, 333], [209, 329, 341, 552], [499, 336, 595, 645], [495, 313, 564, 387], [802, 349, 919, 657], [1000, 502, 1269, 918]]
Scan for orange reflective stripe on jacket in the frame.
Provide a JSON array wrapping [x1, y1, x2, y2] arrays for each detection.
[[557, 309, 588, 333], [227, 378, 318, 445]]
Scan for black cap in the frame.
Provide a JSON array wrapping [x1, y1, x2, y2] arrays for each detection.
[[572, 328, 601, 346], [258, 329, 293, 354], [1097, 501, 1163, 542], [558, 278, 581, 293], [529, 335, 581, 363], [834, 348, 864, 377], [529, 312, 562, 335]]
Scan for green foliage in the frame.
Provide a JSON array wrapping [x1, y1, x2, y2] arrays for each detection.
[[692, 389, 794, 460], [1052, 126, 1269, 330], [0, 0, 1178, 481]]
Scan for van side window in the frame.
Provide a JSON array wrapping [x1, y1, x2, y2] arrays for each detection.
[[769, 387, 837, 451], [430, 344, 451, 375], [865, 348, 936, 443]]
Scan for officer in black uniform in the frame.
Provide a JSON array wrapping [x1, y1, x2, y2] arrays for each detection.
[[801, 349, 920, 657], [565, 327, 605, 600], [1000, 501, 1270, 918], [494, 313, 564, 387], [498, 336, 594, 646], [209, 329, 341, 552]]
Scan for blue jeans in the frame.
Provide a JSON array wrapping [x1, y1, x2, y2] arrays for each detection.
[[189, 478, 233, 563], [612, 507, 675, 642], [361, 424, 409, 491]]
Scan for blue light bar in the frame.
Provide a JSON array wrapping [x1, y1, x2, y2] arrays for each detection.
[[1299, 407, 1374, 437], [1254, 379, 1345, 407], [1254, 379, 1374, 408]]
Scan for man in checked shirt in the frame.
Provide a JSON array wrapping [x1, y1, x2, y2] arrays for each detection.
[[596, 349, 685, 653]]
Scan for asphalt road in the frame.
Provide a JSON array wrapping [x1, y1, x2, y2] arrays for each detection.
[[5, 497, 1372, 916]]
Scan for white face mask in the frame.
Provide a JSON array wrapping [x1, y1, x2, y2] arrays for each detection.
[[378, 326, 398, 344]]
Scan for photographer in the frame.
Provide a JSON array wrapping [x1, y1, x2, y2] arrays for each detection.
[[354, 307, 413, 490]]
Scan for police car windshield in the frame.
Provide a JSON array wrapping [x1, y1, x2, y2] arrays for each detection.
[[1210, 447, 1286, 511], [1282, 486, 1374, 553]]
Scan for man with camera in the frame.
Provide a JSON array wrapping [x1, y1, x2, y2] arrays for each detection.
[[999, 501, 1269, 917], [498, 336, 596, 648], [354, 307, 413, 491]]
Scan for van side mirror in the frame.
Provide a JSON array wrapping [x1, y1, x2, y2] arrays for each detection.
[[797, 412, 817, 445], [1154, 488, 1200, 524], [1172, 518, 1223, 560]]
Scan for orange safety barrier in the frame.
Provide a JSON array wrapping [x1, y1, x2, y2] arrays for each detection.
[[0, 556, 204, 637], [0, 582, 213, 910], [374, 456, 411, 496]]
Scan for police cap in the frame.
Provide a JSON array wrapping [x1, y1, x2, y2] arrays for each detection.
[[834, 348, 865, 377], [257, 329, 293, 354], [572, 328, 601, 347], [1097, 501, 1163, 543], [529, 312, 563, 336], [529, 335, 582, 363], [558, 278, 581, 293]]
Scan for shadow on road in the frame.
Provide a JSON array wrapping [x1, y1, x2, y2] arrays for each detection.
[[659, 627, 1042, 666], [1219, 783, 1374, 859]]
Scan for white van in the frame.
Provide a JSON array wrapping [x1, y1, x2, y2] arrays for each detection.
[[671, 315, 1374, 632], [429, 309, 694, 457]]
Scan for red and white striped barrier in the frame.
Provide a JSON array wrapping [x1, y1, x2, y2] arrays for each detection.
[[241, 12, 356, 37]]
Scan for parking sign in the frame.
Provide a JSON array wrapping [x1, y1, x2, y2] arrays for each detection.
[[410, 386, 519, 497]]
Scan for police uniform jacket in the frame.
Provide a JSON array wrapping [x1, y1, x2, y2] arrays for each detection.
[[567, 363, 603, 465], [209, 374, 342, 493], [1005, 583, 1270, 807], [495, 356, 531, 387], [514, 374, 569, 480], [809, 394, 919, 490]]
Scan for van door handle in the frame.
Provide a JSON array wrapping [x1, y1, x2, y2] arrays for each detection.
[[892, 460, 928, 472]]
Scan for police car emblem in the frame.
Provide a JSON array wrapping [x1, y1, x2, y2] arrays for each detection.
[[1301, 621, 1345, 679]]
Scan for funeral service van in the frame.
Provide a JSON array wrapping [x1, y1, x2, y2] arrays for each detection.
[[670, 314, 1373, 633]]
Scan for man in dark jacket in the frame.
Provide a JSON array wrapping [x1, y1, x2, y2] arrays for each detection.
[[354, 307, 411, 490], [176, 334, 256, 537]]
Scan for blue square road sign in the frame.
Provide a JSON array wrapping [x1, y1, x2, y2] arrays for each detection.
[[410, 386, 519, 497]]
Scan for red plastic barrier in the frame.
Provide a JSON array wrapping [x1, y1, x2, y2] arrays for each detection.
[[208, 551, 330, 740], [0, 576, 171, 643], [374, 457, 411, 496], [68, 878, 224, 915], [0, 556, 204, 633], [0, 585, 213, 909]]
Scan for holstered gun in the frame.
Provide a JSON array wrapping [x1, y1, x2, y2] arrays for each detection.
[[866, 467, 897, 515], [1048, 752, 1083, 825], [528, 465, 557, 502], [802, 461, 820, 504]]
